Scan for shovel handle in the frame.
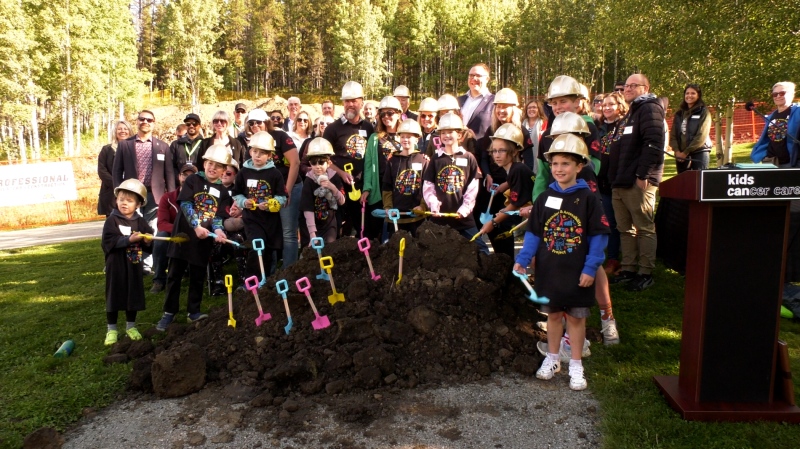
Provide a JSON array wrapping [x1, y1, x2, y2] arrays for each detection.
[[490, 183, 500, 192], [343, 163, 354, 174], [252, 238, 265, 252], [295, 276, 311, 293], [399, 238, 406, 257], [244, 275, 260, 292], [320, 256, 334, 271], [310, 237, 324, 250], [276, 279, 289, 296], [432, 136, 442, 149], [225, 275, 233, 292], [470, 231, 484, 242], [388, 209, 400, 221], [357, 237, 371, 252]]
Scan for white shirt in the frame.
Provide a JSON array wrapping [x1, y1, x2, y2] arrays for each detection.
[[461, 88, 490, 125]]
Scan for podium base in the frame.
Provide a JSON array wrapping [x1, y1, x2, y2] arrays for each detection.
[[654, 376, 800, 422]]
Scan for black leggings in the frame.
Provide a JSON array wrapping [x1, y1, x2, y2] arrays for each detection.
[[107, 311, 138, 325]]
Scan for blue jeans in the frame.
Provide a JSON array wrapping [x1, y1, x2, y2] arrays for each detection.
[[601, 192, 620, 261], [280, 183, 303, 268], [152, 230, 171, 283], [460, 227, 490, 255]]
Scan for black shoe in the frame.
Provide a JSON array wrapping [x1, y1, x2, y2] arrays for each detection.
[[610, 270, 637, 285], [210, 284, 226, 296], [627, 274, 655, 291], [150, 281, 165, 294]]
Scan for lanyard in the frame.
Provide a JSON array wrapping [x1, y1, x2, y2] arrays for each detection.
[[184, 139, 201, 158]]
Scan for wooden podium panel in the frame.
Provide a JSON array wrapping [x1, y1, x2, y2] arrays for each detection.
[[654, 169, 800, 422]]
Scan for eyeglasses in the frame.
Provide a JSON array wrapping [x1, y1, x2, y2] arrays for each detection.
[[138, 117, 154, 123], [468, 73, 487, 79], [593, 100, 603, 104], [185, 121, 199, 127], [235, 109, 246, 113], [772, 91, 787, 98], [488, 149, 509, 155], [212, 119, 226, 125], [380, 111, 397, 118], [623, 83, 647, 90], [248, 120, 264, 126], [270, 116, 282, 120], [223, 171, 235, 176], [419, 114, 435, 119], [297, 118, 309, 123], [309, 158, 328, 166]]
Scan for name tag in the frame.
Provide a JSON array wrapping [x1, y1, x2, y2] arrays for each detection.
[[118, 225, 131, 236], [412, 163, 423, 171], [544, 196, 563, 210], [455, 158, 468, 167], [691, 115, 700, 119], [247, 179, 257, 187], [358, 130, 367, 137], [156, 153, 165, 161], [208, 187, 220, 198], [623, 126, 633, 135]]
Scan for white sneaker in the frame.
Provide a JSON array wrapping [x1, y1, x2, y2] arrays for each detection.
[[536, 321, 548, 332], [601, 318, 620, 345], [569, 363, 588, 390], [536, 357, 561, 380]]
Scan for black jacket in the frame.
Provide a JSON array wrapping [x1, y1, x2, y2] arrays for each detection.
[[608, 93, 665, 187], [458, 92, 495, 140], [112, 136, 175, 204]]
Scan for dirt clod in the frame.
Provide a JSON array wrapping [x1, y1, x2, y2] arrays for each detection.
[[23, 427, 63, 449], [151, 342, 206, 398]]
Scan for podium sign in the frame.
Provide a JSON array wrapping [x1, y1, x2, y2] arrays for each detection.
[[700, 168, 800, 202]]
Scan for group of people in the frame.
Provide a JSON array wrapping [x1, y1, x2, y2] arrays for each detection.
[[97, 61, 798, 392]]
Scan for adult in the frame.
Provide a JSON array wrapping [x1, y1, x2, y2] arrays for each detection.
[[416, 97, 438, 154], [98, 120, 133, 216], [242, 108, 302, 267], [322, 81, 376, 238], [751, 82, 799, 167], [169, 113, 204, 183], [363, 100, 378, 127], [112, 110, 175, 272], [230, 103, 247, 138], [522, 99, 546, 174], [613, 81, 625, 93], [321, 99, 335, 118], [393, 85, 418, 120], [458, 63, 495, 140], [269, 110, 284, 130], [607, 74, 665, 291], [596, 92, 628, 276], [289, 109, 312, 149], [362, 96, 402, 229], [669, 84, 712, 172], [195, 111, 246, 169], [283, 96, 301, 132], [591, 94, 605, 124]]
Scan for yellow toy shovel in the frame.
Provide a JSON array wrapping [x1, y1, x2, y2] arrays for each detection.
[[396, 238, 406, 285], [225, 275, 236, 328], [320, 256, 345, 305], [343, 163, 361, 201]]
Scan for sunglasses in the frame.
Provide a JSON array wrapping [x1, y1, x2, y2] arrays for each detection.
[[419, 114, 435, 119], [309, 158, 328, 166], [235, 109, 246, 113], [772, 91, 787, 98], [223, 171, 235, 176], [248, 120, 264, 126], [614, 88, 624, 92], [270, 116, 282, 120], [380, 111, 397, 118], [297, 118, 309, 123], [212, 119, 226, 125], [185, 121, 199, 127], [138, 117, 154, 123]]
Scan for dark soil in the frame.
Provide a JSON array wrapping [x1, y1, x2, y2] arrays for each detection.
[[111, 221, 601, 432]]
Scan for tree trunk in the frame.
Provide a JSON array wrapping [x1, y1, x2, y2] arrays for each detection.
[[75, 108, 81, 156], [723, 102, 735, 165], [18, 125, 27, 163]]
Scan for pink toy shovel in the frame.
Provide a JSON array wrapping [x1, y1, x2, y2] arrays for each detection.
[[275, 279, 292, 334], [358, 238, 381, 281], [295, 277, 331, 330], [245, 275, 272, 326], [319, 256, 346, 305]]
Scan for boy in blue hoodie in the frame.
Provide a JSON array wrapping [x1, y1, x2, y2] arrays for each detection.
[[514, 133, 609, 391], [232, 131, 286, 278]]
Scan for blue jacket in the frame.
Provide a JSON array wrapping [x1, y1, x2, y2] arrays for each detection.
[[751, 104, 800, 166]]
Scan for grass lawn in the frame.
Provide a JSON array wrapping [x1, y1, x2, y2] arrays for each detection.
[[2, 142, 800, 448]]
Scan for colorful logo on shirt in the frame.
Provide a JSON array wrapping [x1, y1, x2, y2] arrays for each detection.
[[249, 179, 273, 203], [126, 244, 142, 264], [193, 192, 218, 221], [543, 210, 584, 255], [395, 169, 421, 195], [381, 138, 400, 160], [435, 165, 464, 194], [768, 119, 788, 142], [345, 134, 367, 159], [314, 197, 332, 221]]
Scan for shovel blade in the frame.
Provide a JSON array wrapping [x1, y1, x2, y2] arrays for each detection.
[[479, 212, 492, 225], [348, 190, 361, 201], [228, 318, 236, 329], [316, 271, 330, 281], [328, 292, 345, 305], [528, 294, 550, 305], [254, 313, 272, 327], [284, 317, 293, 335], [312, 315, 331, 330]]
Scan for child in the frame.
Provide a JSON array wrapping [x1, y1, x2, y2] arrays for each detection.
[[422, 112, 488, 254], [381, 119, 428, 236], [514, 134, 609, 391], [478, 124, 534, 257], [208, 159, 247, 294], [300, 137, 345, 245], [101, 179, 153, 345], [231, 131, 286, 279], [157, 145, 232, 330]]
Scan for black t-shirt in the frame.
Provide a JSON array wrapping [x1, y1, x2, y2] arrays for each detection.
[[241, 130, 298, 185], [300, 173, 344, 237], [505, 162, 534, 207], [767, 108, 791, 165], [528, 185, 609, 308], [168, 174, 231, 264], [382, 152, 428, 211], [322, 117, 375, 182], [423, 149, 479, 230], [231, 166, 285, 249], [376, 133, 401, 182], [597, 120, 619, 195]]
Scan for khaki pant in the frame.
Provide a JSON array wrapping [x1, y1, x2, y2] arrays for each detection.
[[612, 185, 658, 275]]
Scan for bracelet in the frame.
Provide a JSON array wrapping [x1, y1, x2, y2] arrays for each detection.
[[491, 219, 499, 228]]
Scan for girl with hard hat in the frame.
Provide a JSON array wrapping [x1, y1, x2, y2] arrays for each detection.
[[422, 112, 489, 254], [362, 95, 404, 233], [157, 144, 233, 331], [299, 138, 346, 246], [381, 119, 429, 236], [416, 97, 439, 156]]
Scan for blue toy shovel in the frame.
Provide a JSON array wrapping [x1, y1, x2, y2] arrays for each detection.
[[388, 209, 401, 232], [480, 183, 500, 225], [372, 210, 414, 218], [500, 210, 521, 216], [251, 238, 267, 286], [310, 237, 329, 281], [511, 270, 549, 304], [276, 279, 292, 334]]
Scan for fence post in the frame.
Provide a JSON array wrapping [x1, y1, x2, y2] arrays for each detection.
[[751, 110, 756, 139], [65, 200, 73, 223]]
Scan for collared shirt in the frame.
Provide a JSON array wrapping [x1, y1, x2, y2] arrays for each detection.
[[461, 88, 490, 125], [135, 136, 153, 187]]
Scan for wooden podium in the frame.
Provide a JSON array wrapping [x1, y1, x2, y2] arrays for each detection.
[[654, 168, 800, 422]]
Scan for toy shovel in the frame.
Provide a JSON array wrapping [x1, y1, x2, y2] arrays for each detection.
[[396, 238, 406, 285], [245, 275, 272, 325], [310, 237, 329, 281], [371, 210, 414, 218], [252, 238, 267, 285], [319, 256, 345, 305], [358, 238, 381, 281], [422, 211, 460, 218], [497, 219, 528, 239], [511, 270, 549, 304], [470, 231, 485, 242], [388, 209, 401, 232], [343, 163, 360, 201], [361, 202, 366, 239], [225, 275, 236, 328], [296, 277, 330, 330], [141, 232, 190, 243], [432, 136, 442, 150], [276, 279, 292, 334], [480, 183, 500, 225]]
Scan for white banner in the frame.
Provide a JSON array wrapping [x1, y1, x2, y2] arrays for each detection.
[[0, 161, 78, 207]]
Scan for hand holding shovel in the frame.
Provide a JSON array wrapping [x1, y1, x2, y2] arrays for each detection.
[[358, 238, 381, 281], [276, 279, 292, 334], [140, 232, 190, 244], [225, 275, 236, 328], [245, 275, 272, 325], [295, 277, 330, 330], [496, 219, 528, 239], [320, 256, 345, 305]]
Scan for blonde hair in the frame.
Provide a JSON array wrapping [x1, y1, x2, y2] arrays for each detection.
[[112, 120, 133, 146]]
